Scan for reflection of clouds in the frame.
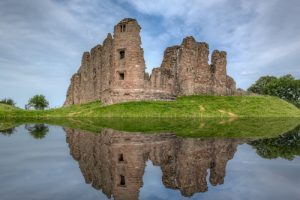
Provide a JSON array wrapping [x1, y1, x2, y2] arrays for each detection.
[[0, 125, 108, 200], [142, 162, 164, 196], [141, 161, 180, 200], [0, 124, 300, 200], [216, 145, 300, 200]]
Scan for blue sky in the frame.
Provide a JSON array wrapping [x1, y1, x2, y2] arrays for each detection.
[[1, 0, 300, 107]]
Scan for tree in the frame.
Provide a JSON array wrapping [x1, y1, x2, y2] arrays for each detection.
[[27, 95, 49, 110], [0, 98, 16, 106], [248, 76, 277, 94], [248, 74, 300, 108]]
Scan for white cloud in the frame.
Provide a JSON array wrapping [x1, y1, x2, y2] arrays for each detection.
[[0, 0, 128, 107], [125, 0, 300, 89], [1, 0, 300, 107]]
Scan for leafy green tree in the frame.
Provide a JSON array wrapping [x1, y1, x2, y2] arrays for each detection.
[[248, 74, 300, 107], [0, 98, 16, 106], [27, 95, 49, 110], [248, 76, 277, 94]]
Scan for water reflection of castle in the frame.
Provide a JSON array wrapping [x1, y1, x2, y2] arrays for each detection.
[[65, 128, 244, 199]]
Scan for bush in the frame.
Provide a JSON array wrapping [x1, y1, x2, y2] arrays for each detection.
[[248, 74, 300, 108], [0, 98, 16, 106]]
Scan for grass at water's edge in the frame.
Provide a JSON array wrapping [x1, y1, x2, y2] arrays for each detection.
[[0, 95, 300, 139], [0, 95, 300, 118]]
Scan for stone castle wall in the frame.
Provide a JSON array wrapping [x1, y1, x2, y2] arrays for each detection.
[[64, 18, 236, 106]]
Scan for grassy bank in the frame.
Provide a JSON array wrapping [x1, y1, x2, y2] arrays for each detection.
[[0, 95, 300, 138], [1, 95, 300, 118]]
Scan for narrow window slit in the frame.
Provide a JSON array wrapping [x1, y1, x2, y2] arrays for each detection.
[[120, 175, 125, 186], [119, 154, 124, 162], [120, 24, 126, 32], [120, 50, 125, 59]]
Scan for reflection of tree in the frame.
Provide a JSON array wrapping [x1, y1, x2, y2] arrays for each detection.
[[0, 128, 15, 135], [250, 125, 300, 160], [25, 124, 49, 139]]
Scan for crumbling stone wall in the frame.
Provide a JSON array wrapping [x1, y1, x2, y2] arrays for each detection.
[[64, 34, 113, 105], [64, 18, 236, 106]]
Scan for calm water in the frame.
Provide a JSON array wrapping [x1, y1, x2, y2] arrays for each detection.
[[0, 123, 300, 200]]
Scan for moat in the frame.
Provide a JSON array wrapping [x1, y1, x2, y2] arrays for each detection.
[[0, 119, 300, 200]]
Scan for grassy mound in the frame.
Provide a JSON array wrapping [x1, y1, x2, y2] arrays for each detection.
[[0, 104, 16, 112], [1, 95, 300, 118]]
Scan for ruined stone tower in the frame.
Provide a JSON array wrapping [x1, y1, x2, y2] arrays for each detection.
[[112, 19, 145, 91], [64, 18, 236, 106]]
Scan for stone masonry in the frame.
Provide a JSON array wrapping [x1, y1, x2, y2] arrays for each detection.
[[64, 18, 236, 105]]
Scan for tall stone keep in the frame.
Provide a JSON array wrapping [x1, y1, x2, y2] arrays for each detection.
[[64, 18, 236, 106], [112, 19, 145, 91]]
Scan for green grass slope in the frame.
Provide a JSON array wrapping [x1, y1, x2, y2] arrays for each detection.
[[1, 95, 300, 118], [0, 104, 16, 112]]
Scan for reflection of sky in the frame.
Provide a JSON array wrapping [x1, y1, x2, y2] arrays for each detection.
[[0, 125, 107, 200], [0, 126, 300, 200], [140, 145, 300, 200]]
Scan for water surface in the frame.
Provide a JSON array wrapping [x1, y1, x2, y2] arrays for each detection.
[[0, 122, 300, 200]]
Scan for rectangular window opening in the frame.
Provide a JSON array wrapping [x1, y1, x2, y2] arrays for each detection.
[[118, 154, 124, 162], [120, 50, 125, 59], [120, 175, 126, 186], [119, 72, 125, 80], [120, 24, 126, 32]]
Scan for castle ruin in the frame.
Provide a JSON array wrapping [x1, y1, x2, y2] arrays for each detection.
[[64, 18, 236, 105]]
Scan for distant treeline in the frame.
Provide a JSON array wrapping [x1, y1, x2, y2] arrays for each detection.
[[248, 74, 300, 108], [0, 95, 49, 110]]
